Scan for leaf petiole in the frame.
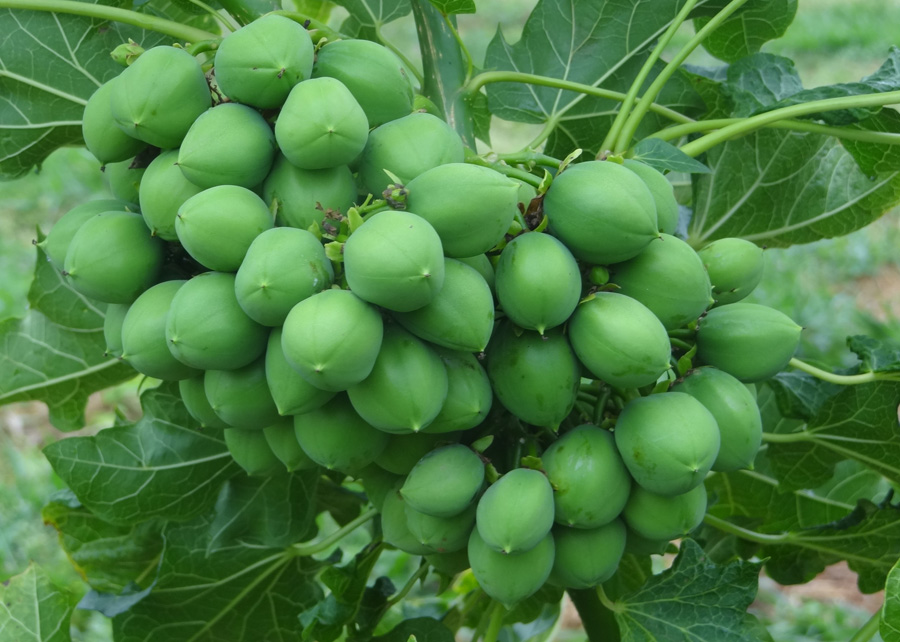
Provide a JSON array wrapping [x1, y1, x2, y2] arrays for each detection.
[[788, 357, 900, 385], [703, 513, 791, 544], [848, 609, 882, 642], [649, 117, 900, 146], [290, 507, 378, 557]]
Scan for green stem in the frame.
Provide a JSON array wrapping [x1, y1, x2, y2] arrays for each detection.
[[494, 151, 562, 169], [681, 90, 900, 157], [291, 508, 377, 556], [650, 117, 900, 145], [669, 337, 693, 351], [482, 601, 505, 642], [568, 588, 620, 642], [848, 609, 882, 642], [466, 156, 542, 187], [0, 0, 219, 41], [761, 430, 813, 443], [385, 563, 429, 608], [615, 0, 750, 153], [186, 0, 237, 31], [789, 357, 900, 385], [601, 0, 698, 154], [375, 24, 424, 87], [270, 10, 345, 41], [703, 514, 791, 544]]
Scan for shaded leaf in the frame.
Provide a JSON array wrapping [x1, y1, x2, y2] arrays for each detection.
[[373, 617, 455, 642], [331, 0, 411, 31], [427, 0, 476, 14], [693, 0, 797, 64], [680, 64, 732, 120], [766, 371, 842, 421], [884, 557, 900, 642], [842, 110, 900, 176], [847, 335, 900, 373], [470, 91, 492, 146], [631, 138, 711, 173], [78, 582, 155, 619], [0, 565, 76, 642], [603, 553, 652, 602], [723, 53, 802, 117]]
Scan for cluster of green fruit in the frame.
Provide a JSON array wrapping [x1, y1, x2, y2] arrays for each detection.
[[44, 13, 806, 606]]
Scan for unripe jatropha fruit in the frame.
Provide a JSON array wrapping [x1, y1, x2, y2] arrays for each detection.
[[359, 464, 403, 512], [343, 210, 445, 312], [697, 238, 765, 306], [468, 529, 555, 607], [696, 302, 802, 382], [82, 79, 146, 164], [614, 392, 720, 496], [224, 428, 284, 477], [262, 155, 356, 230], [401, 444, 485, 517], [423, 348, 492, 434], [139, 149, 203, 241], [404, 164, 520, 258], [265, 328, 335, 416], [486, 323, 580, 429], [165, 272, 268, 371], [550, 520, 626, 589], [281, 289, 384, 391], [175, 185, 273, 272], [103, 303, 129, 359], [275, 77, 369, 170], [406, 501, 476, 554], [568, 292, 671, 389], [672, 367, 762, 472], [235, 227, 333, 327], [313, 39, 414, 128], [45, 199, 132, 270], [542, 160, 658, 264], [294, 395, 389, 472], [375, 432, 455, 476], [214, 14, 314, 109], [495, 232, 581, 334], [393, 258, 494, 352], [178, 375, 230, 429], [622, 483, 707, 542], [542, 425, 631, 528], [356, 112, 465, 196], [64, 211, 164, 304], [456, 254, 495, 296], [104, 159, 145, 204], [381, 488, 436, 555], [110, 46, 211, 149], [263, 417, 317, 472], [609, 233, 713, 330], [623, 159, 679, 235], [476, 468, 555, 554], [121, 280, 200, 381], [178, 103, 276, 189], [205, 356, 280, 428]]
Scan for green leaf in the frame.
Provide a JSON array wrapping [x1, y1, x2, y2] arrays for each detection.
[[44, 383, 238, 525], [842, 110, 900, 176], [693, 0, 798, 64], [614, 539, 763, 642], [331, 0, 411, 31], [426, 0, 475, 14], [884, 557, 900, 642], [847, 335, 900, 373], [766, 372, 841, 421], [631, 138, 711, 173], [470, 91, 492, 146], [603, 553, 652, 602], [0, 564, 77, 642], [373, 617, 455, 642], [681, 64, 732, 119], [723, 53, 803, 118]]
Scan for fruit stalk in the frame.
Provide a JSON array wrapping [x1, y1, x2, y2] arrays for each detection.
[[290, 507, 378, 556], [650, 117, 900, 146], [567, 588, 621, 642], [789, 357, 900, 385]]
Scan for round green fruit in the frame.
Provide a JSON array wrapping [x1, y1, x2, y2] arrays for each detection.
[[45, 200, 133, 270], [697, 238, 765, 306], [264, 328, 335, 416], [103, 303, 129, 359], [104, 159, 145, 204], [224, 427, 284, 477], [262, 155, 357, 230], [263, 417, 318, 472], [476, 468, 554, 554], [406, 502, 476, 554], [375, 432, 455, 475], [205, 356, 280, 428], [550, 520, 626, 589], [622, 483, 707, 542], [614, 392, 720, 496], [178, 375, 229, 429], [381, 488, 436, 556], [401, 444, 484, 517], [468, 529, 555, 607], [138, 149, 204, 241], [423, 348, 492, 434], [623, 160, 679, 235], [82, 79, 146, 164]]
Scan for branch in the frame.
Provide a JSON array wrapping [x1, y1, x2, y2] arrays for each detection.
[[567, 587, 620, 642], [789, 357, 900, 385], [650, 117, 900, 146]]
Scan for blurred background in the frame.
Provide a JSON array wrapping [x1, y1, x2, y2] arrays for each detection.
[[1, 0, 898, 639]]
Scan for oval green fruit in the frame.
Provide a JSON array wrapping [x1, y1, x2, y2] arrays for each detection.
[[623, 160, 679, 235], [381, 487, 436, 555], [622, 483, 707, 542], [401, 444, 484, 517], [224, 427, 284, 477], [406, 501, 476, 554], [344, 210, 445, 312], [456, 254, 495, 296], [614, 392, 720, 496], [45, 200, 133, 270], [476, 468, 555, 554], [103, 303, 129, 359], [139, 149, 204, 241], [281, 289, 384, 391], [264, 328, 335, 416], [263, 417, 318, 472], [543, 161, 658, 264], [104, 159, 145, 204], [375, 431, 455, 475], [495, 232, 581, 334], [542, 425, 631, 528], [567, 292, 671, 388], [82, 79, 146, 164], [178, 375, 229, 429], [549, 520, 626, 589], [205, 356, 280, 428], [696, 302, 802, 382], [262, 155, 357, 230], [423, 348, 492, 434], [697, 238, 765, 306], [468, 529, 555, 607]]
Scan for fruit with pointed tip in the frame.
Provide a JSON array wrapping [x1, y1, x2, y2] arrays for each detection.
[[549, 520, 626, 589], [623, 160, 679, 235], [224, 428, 284, 477], [475, 468, 555, 554], [622, 483, 707, 542], [697, 238, 765, 306], [138, 149, 204, 241], [262, 155, 357, 230], [468, 529, 555, 607], [82, 79, 146, 164], [422, 348, 492, 434]]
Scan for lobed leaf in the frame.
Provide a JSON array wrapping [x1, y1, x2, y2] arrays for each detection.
[[692, 0, 797, 64], [884, 558, 900, 642], [332, 0, 412, 32], [847, 335, 900, 374], [630, 138, 711, 173], [426, 0, 476, 15], [0, 564, 76, 642]]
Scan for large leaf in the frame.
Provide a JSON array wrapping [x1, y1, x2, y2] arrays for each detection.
[[44, 383, 238, 525], [332, 0, 411, 32], [848, 335, 900, 373], [373, 617, 455, 642], [693, 0, 798, 64], [0, 564, 77, 642], [884, 557, 900, 642]]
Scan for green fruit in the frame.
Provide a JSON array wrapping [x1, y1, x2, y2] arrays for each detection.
[[110, 46, 211, 149], [358, 464, 403, 512], [542, 425, 631, 528], [381, 488, 436, 555], [313, 40, 414, 127], [121, 280, 200, 380], [401, 444, 484, 517], [622, 484, 707, 542], [423, 348, 492, 434], [697, 238, 765, 306], [165, 272, 269, 370], [214, 14, 314, 108], [671, 367, 762, 472], [343, 210, 445, 312], [696, 303, 802, 382], [103, 303, 129, 358], [567, 292, 671, 388], [64, 211, 164, 304], [264, 328, 335, 416], [406, 501, 476, 554], [138, 149, 204, 241], [614, 392, 720, 496], [175, 185, 273, 272], [495, 232, 581, 334], [275, 77, 368, 170], [263, 417, 318, 472], [205, 356, 280, 428], [549, 520, 626, 589], [404, 164, 520, 258], [375, 432, 455, 475], [609, 233, 713, 330], [82, 79, 146, 164], [393, 258, 494, 352], [262, 155, 357, 230], [476, 468, 554, 554], [456, 254, 495, 296], [623, 160, 679, 235], [45, 200, 132, 270], [293, 395, 389, 473], [234, 227, 333, 327], [468, 529, 555, 607], [178, 103, 276, 189], [348, 326, 448, 433], [178, 375, 229, 429], [105, 159, 145, 203], [356, 112, 464, 196], [281, 289, 384, 391], [543, 161, 658, 264], [426, 549, 470, 577], [224, 427, 284, 477], [486, 323, 580, 429]]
